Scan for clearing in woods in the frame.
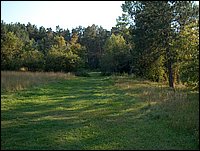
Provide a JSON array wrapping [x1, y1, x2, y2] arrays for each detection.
[[1, 72, 199, 150]]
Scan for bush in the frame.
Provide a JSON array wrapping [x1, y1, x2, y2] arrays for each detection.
[[74, 69, 90, 77], [100, 34, 131, 74]]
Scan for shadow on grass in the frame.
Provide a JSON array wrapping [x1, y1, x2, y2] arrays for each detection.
[[1, 74, 199, 150]]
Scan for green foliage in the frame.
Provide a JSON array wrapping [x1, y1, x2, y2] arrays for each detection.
[[146, 55, 166, 82], [53, 35, 66, 48], [174, 21, 199, 88], [82, 24, 110, 69], [21, 50, 44, 71], [1, 2, 199, 88], [21, 39, 44, 71], [100, 34, 131, 74], [118, 1, 199, 88], [119, 1, 174, 83], [1, 31, 23, 70], [45, 45, 72, 72], [1, 21, 88, 73], [45, 35, 86, 72], [180, 61, 199, 89], [69, 33, 87, 69]]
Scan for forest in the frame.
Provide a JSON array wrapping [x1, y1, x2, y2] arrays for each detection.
[[1, 1, 199, 89]]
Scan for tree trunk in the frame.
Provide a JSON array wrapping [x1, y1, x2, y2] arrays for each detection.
[[167, 48, 174, 88], [168, 59, 174, 88]]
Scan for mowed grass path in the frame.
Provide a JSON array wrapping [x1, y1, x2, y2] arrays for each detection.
[[1, 72, 199, 150]]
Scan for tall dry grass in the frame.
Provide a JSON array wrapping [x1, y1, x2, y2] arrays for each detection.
[[142, 84, 199, 140], [115, 76, 198, 141], [1, 71, 75, 92]]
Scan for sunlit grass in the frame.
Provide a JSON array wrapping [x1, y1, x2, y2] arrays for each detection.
[[1, 73, 199, 150]]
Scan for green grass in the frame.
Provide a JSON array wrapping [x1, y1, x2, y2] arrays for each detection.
[[1, 72, 199, 150]]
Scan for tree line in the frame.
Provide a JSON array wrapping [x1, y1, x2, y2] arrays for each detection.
[[1, 1, 199, 89]]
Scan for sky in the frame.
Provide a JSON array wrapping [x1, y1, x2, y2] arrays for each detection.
[[1, 1, 124, 31]]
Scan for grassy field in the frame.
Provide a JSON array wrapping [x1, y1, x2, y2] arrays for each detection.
[[1, 72, 199, 150]]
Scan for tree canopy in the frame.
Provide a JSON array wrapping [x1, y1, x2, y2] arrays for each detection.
[[1, 1, 199, 88]]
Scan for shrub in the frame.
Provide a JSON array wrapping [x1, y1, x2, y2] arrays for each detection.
[[74, 69, 90, 77]]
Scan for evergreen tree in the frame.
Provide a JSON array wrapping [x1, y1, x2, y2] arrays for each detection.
[[118, 1, 199, 88]]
